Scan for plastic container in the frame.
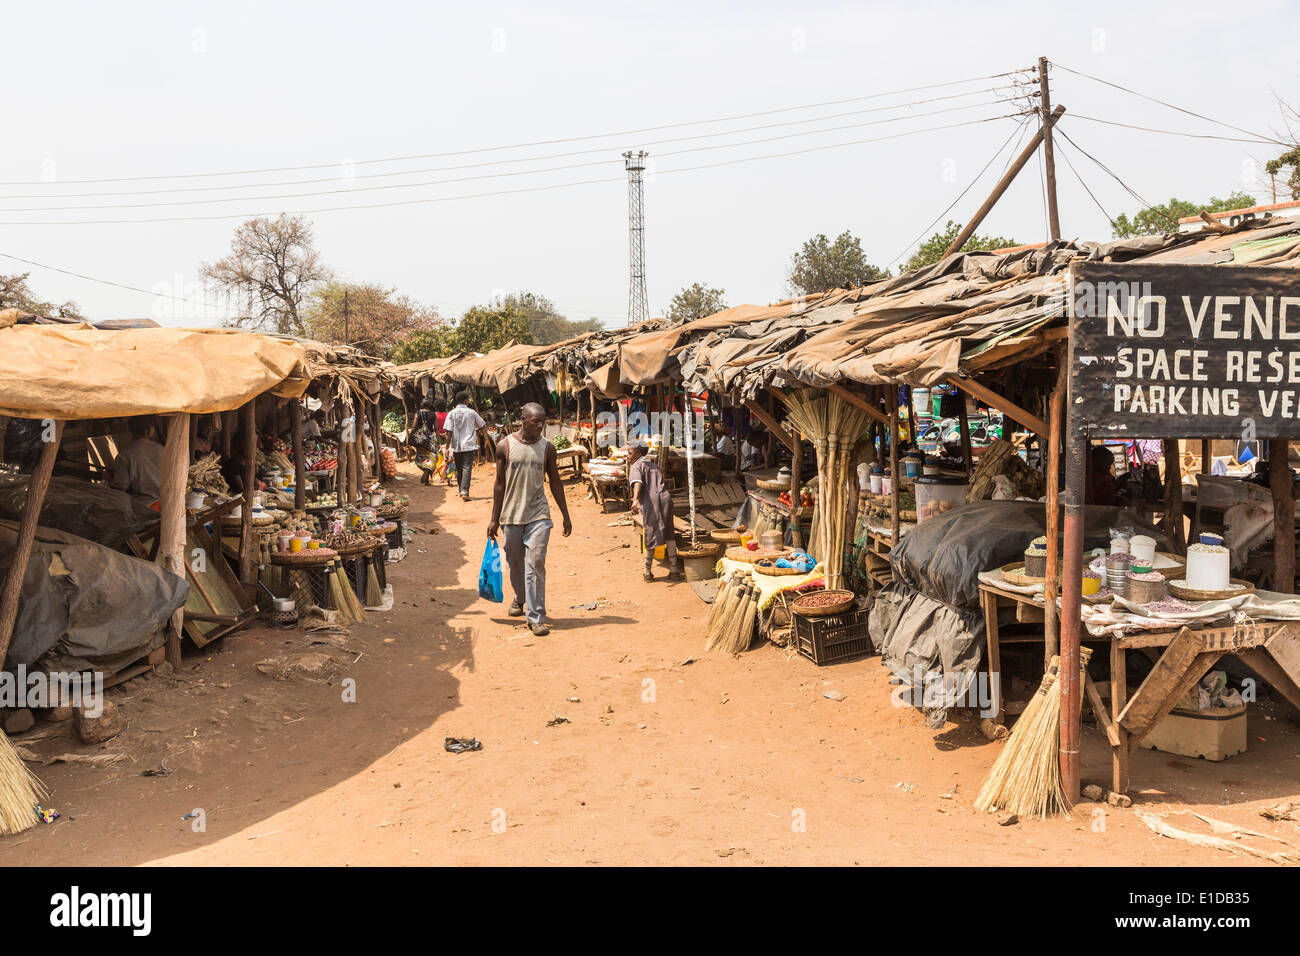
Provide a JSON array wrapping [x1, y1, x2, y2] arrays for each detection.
[[857, 462, 872, 491], [902, 454, 923, 479], [869, 467, 883, 495], [914, 475, 968, 522], [1130, 534, 1156, 563]]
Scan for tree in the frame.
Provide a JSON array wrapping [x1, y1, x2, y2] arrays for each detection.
[[667, 282, 728, 323], [0, 272, 82, 320], [786, 231, 887, 296], [388, 302, 533, 364], [1111, 192, 1256, 239], [304, 281, 442, 358], [1264, 97, 1300, 201], [200, 214, 331, 335], [493, 291, 602, 344], [902, 221, 1020, 273]]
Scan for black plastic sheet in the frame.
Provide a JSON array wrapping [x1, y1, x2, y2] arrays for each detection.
[[0, 475, 159, 551]]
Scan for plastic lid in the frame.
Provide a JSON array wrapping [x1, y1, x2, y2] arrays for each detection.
[[915, 475, 968, 485]]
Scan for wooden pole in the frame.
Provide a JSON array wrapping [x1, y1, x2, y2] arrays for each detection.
[[943, 105, 1065, 258], [290, 400, 305, 511], [239, 400, 257, 584], [333, 398, 347, 505], [1162, 438, 1186, 554], [956, 390, 973, 476], [1038, 56, 1061, 241], [159, 413, 189, 669], [1044, 361, 1066, 668], [888, 387, 901, 545], [1270, 439, 1295, 594], [371, 400, 383, 480], [790, 428, 804, 549], [0, 419, 63, 666], [1060, 426, 1086, 805]]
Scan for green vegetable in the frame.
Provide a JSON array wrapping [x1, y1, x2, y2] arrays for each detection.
[[552, 435, 571, 450]]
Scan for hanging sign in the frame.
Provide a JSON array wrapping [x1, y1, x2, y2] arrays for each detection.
[[1068, 261, 1300, 439]]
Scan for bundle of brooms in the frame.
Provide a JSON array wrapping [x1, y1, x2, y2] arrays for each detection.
[[973, 647, 1093, 819], [187, 452, 229, 495], [0, 731, 46, 834], [782, 389, 872, 590], [705, 570, 758, 655]]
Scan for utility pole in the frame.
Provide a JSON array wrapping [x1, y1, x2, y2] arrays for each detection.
[[1039, 56, 1062, 241], [343, 288, 350, 346], [943, 105, 1065, 258], [623, 150, 649, 328]]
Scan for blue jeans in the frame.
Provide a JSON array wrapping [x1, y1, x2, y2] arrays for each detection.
[[501, 519, 552, 625]]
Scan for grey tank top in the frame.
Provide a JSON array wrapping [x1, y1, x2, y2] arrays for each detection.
[[499, 434, 551, 524]]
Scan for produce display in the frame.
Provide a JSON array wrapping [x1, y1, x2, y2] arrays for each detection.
[[322, 530, 372, 551], [381, 446, 398, 478], [305, 439, 340, 472], [777, 489, 814, 509], [793, 589, 854, 609], [552, 435, 572, 450]]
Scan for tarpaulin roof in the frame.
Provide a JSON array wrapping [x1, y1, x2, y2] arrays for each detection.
[[672, 216, 1300, 396], [0, 319, 310, 420]]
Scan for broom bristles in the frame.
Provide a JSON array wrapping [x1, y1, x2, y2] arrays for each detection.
[[0, 730, 46, 835], [974, 649, 1093, 820], [705, 577, 741, 651]]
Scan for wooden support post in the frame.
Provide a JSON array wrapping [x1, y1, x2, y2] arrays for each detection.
[[791, 429, 804, 549], [371, 400, 383, 480], [290, 400, 306, 511], [333, 399, 347, 503], [948, 375, 1049, 440], [1110, 638, 1130, 794], [239, 400, 257, 585], [159, 413, 189, 669], [1059, 417, 1087, 804], [1271, 439, 1295, 594], [742, 400, 797, 453], [0, 419, 63, 667], [944, 105, 1065, 257], [1044, 360, 1066, 667], [1163, 438, 1187, 554], [956, 391, 973, 476], [888, 387, 901, 545]]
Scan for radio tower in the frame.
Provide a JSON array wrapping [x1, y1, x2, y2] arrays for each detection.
[[623, 150, 649, 327]]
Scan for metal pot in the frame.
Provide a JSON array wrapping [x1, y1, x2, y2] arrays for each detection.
[[272, 597, 296, 614], [760, 530, 783, 549]]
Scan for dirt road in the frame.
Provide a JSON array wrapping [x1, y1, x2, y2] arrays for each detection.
[[3, 463, 1297, 866]]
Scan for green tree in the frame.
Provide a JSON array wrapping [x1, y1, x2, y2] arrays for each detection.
[[0, 272, 82, 319], [667, 282, 728, 323], [390, 302, 533, 363], [786, 231, 887, 296], [1112, 192, 1256, 238], [494, 291, 601, 344], [1265, 147, 1300, 202], [902, 221, 1020, 273], [304, 281, 442, 358]]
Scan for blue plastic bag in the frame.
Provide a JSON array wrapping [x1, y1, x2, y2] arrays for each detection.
[[479, 539, 504, 603]]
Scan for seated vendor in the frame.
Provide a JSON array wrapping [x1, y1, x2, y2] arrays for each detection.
[[109, 415, 164, 500], [302, 408, 324, 439], [628, 438, 682, 582], [1089, 445, 1119, 507]]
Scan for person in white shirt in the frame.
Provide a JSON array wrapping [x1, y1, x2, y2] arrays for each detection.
[[110, 416, 165, 501], [444, 391, 486, 501], [302, 408, 322, 439]]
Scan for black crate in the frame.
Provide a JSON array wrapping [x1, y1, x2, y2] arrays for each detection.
[[793, 604, 872, 666]]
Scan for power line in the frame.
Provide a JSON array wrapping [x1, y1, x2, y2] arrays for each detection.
[[1, 87, 1021, 201], [1055, 126, 1152, 210], [1055, 139, 1117, 231], [3, 98, 1020, 214], [0, 113, 1021, 226], [0, 251, 231, 313], [886, 115, 1032, 268], [1065, 113, 1274, 145], [1052, 62, 1290, 147], [0, 69, 1032, 186]]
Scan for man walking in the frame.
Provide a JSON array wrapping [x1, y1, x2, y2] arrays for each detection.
[[486, 403, 572, 636], [444, 391, 485, 501]]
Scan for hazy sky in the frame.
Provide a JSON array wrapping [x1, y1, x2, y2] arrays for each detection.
[[5, 0, 1298, 329]]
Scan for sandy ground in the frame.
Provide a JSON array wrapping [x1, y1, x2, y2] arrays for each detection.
[[3, 462, 1299, 867]]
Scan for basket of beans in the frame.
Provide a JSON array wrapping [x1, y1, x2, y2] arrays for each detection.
[[791, 589, 856, 618]]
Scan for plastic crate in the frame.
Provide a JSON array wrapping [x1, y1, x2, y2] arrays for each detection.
[[793, 604, 872, 666]]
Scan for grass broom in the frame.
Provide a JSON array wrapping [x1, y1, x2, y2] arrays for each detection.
[[705, 574, 742, 651], [706, 573, 732, 638], [365, 560, 384, 608], [0, 730, 46, 835], [713, 579, 754, 655], [974, 648, 1093, 819]]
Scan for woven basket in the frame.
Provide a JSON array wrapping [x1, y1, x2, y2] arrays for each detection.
[[269, 547, 339, 566], [222, 513, 276, 529], [710, 529, 744, 544], [725, 545, 785, 564], [1153, 551, 1186, 581], [677, 542, 721, 559], [376, 504, 407, 521], [792, 589, 856, 617], [1167, 578, 1254, 601], [756, 477, 793, 491], [326, 538, 379, 557], [362, 522, 399, 536], [1000, 562, 1044, 587], [754, 557, 808, 576]]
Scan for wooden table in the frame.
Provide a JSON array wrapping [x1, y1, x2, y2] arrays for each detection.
[[977, 580, 1300, 794]]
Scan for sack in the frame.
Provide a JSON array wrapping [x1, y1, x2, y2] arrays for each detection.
[[478, 539, 504, 602]]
